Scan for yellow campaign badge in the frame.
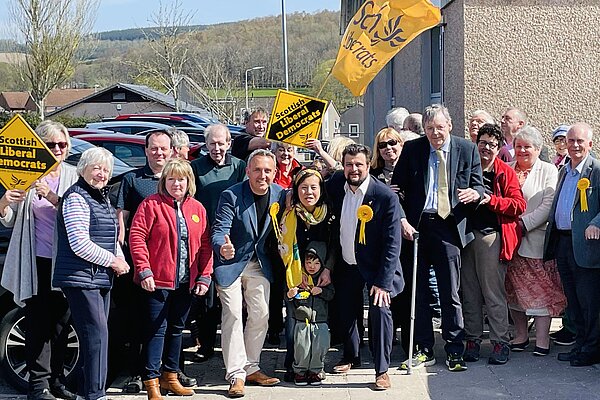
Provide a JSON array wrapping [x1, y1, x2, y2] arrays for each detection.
[[577, 178, 590, 212], [0, 114, 58, 190], [191, 214, 200, 223], [265, 90, 328, 148]]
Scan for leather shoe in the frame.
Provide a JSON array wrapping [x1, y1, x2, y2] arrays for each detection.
[[332, 358, 360, 374], [570, 352, 600, 367], [27, 388, 56, 400], [373, 373, 391, 391], [245, 370, 280, 386], [178, 371, 197, 387], [228, 378, 245, 398], [49, 383, 76, 400], [558, 348, 579, 362]]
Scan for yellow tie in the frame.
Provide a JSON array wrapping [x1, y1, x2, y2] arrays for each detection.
[[436, 150, 450, 219]]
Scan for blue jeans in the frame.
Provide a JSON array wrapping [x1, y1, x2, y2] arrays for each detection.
[[142, 286, 192, 380]]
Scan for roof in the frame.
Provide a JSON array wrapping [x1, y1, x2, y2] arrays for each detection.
[[0, 91, 33, 111], [45, 88, 96, 108], [47, 83, 210, 117]]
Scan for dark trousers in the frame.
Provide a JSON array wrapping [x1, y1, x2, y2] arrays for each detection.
[[284, 299, 296, 370], [334, 262, 393, 375], [555, 234, 600, 355], [415, 215, 465, 355], [63, 287, 110, 400], [268, 263, 285, 337], [390, 241, 415, 357], [25, 257, 71, 391], [193, 280, 221, 357], [143, 286, 192, 380]]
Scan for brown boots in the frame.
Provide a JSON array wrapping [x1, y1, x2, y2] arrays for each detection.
[[159, 371, 194, 396], [143, 378, 162, 400]]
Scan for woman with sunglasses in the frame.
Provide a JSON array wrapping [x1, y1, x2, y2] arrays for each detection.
[[0, 120, 78, 400], [371, 128, 404, 187]]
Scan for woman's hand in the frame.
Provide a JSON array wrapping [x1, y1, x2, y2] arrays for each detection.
[[33, 180, 60, 205], [317, 268, 331, 287], [310, 286, 323, 296], [192, 282, 209, 296], [287, 287, 299, 299], [0, 189, 26, 207], [141, 276, 156, 292], [111, 256, 130, 276]]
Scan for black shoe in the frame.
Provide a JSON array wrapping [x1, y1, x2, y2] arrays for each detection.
[[551, 327, 576, 346], [488, 342, 510, 365], [558, 348, 580, 362], [463, 340, 480, 362], [446, 353, 467, 372], [533, 346, 550, 356], [266, 332, 281, 346], [283, 368, 295, 383], [178, 371, 197, 387], [123, 375, 143, 394], [49, 383, 76, 400], [193, 348, 214, 363], [509, 338, 530, 352], [27, 388, 56, 400], [570, 352, 600, 367]]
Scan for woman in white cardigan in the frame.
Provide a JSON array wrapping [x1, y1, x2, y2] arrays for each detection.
[[505, 126, 567, 357], [0, 121, 78, 400]]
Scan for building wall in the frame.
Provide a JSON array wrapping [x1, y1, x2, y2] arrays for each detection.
[[462, 0, 600, 143], [442, 0, 466, 136]]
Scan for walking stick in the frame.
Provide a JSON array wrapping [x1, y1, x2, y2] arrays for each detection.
[[407, 231, 419, 375]]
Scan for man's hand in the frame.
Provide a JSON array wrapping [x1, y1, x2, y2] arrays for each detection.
[[141, 276, 156, 292], [111, 256, 130, 276], [311, 286, 323, 296], [401, 218, 417, 241], [192, 282, 208, 296], [370, 285, 391, 308], [249, 137, 271, 151], [457, 188, 480, 204], [220, 235, 235, 260], [305, 138, 324, 155], [316, 268, 331, 287], [585, 225, 600, 240], [287, 287, 299, 299]]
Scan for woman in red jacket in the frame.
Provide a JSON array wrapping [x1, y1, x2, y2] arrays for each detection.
[[129, 158, 213, 399]]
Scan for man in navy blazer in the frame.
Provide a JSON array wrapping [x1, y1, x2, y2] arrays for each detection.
[[392, 104, 484, 372], [326, 144, 403, 390], [212, 149, 283, 397], [544, 123, 600, 367]]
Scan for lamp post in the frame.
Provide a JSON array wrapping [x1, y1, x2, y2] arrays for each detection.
[[281, 0, 289, 90], [245, 66, 264, 113]]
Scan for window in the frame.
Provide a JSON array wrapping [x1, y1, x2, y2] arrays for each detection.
[[349, 123, 360, 138], [112, 92, 126, 101], [430, 26, 441, 97]]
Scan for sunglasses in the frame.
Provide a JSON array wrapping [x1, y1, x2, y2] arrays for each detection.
[[377, 139, 398, 149], [45, 141, 68, 150]]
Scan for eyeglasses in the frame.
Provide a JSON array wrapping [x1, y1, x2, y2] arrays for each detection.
[[377, 139, 399, 149], [477, 140, 498, 149], [45, 141, 68, 150]]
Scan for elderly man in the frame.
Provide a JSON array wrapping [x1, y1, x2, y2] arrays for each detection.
[[392, 104, 484, 372], [170, 128, 190, 159], [499, 107, 549, 162], [212, 149, 283, 397], [231, 107, 271, 160], [461, 123, 526, 365], [467, 110, 495, 143], [326, 144, 403, 390], [386, 107, 409, 132], [190, 124, 246, 363], [544, 123, 600, 367], [403, 113, 424, 136]]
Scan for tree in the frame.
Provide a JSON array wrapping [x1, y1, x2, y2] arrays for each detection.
[[8, 0, 99, 119], [133, 0, 195, 112], [311, 59, 358, 110]]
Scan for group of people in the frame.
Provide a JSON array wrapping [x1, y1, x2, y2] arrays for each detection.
[[0, 102, 598, 400]]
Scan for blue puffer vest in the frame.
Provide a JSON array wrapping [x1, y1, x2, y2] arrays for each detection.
[[53, 177, 117, 289]]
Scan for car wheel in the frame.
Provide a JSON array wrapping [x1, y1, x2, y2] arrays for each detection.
[[0, 307, 80, 393]]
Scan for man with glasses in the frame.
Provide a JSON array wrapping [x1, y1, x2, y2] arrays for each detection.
[[392, 104, 484, 372], [461, 124, 526, 365]]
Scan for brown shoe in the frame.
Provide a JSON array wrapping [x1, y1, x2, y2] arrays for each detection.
[[245, 370, 280, 386], [373, 372, 391, 391], [228, 378, 245, 398], [332, 361, 353, 374], [143, 378, 163, 400]]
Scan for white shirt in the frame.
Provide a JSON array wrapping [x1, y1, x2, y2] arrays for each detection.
[[340, 174, 371, 265]]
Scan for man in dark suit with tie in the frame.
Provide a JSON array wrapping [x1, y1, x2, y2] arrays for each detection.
[[544, 123, 600, 367], [391, 104, 484, 372], [326, 144, 404, 390]]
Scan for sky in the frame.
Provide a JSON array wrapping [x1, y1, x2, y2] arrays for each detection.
[[0, 0, 341, 36]]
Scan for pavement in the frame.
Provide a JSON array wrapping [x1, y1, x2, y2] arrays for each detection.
[[2, 319, 600, 400]]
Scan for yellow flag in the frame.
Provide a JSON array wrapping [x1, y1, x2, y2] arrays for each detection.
[[332, 0, 441, 96]]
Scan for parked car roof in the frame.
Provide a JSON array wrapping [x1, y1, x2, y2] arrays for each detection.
[[86, 121, 172, 135]]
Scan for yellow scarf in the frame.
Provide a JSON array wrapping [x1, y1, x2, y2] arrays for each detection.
[[276, 203, 327, 289]]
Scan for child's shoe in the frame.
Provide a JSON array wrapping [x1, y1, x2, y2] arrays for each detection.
[[294, 372, 308, 386]]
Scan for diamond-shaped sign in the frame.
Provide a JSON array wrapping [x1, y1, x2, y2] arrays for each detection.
[[0, 114, 59, 190]]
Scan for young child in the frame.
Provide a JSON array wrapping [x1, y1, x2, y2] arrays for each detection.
[[286, 241, 334, 386]]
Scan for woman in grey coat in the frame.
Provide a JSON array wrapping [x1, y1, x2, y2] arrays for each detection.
[[0, 120, 78, 400]]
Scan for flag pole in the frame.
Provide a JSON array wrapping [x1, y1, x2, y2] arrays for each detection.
[[316, 69, 333, 98]]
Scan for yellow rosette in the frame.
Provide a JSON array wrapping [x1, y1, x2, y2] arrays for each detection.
[[191, 214, 200, 223], [357, 204, 374, 245], [269, 202, 282, 240], [578, 178, 591, 212]]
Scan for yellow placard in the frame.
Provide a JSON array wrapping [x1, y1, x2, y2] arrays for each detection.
[[265, 90, 328, 148], [332, 0, 441, 96], [0, 114, 59, 190]]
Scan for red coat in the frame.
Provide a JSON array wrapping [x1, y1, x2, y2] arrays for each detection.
[[486, 157, 527, 261], [129, 193, 213, 290], [274, 159, 303, 189]]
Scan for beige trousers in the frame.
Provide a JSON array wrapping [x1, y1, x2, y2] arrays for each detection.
[[217, 260, 270, 382]]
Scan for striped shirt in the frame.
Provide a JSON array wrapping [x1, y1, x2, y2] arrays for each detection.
[[62, 192, 122, 268]]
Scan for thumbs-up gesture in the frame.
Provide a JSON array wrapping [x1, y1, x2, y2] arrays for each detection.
[[220, 234, 235, 260]]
